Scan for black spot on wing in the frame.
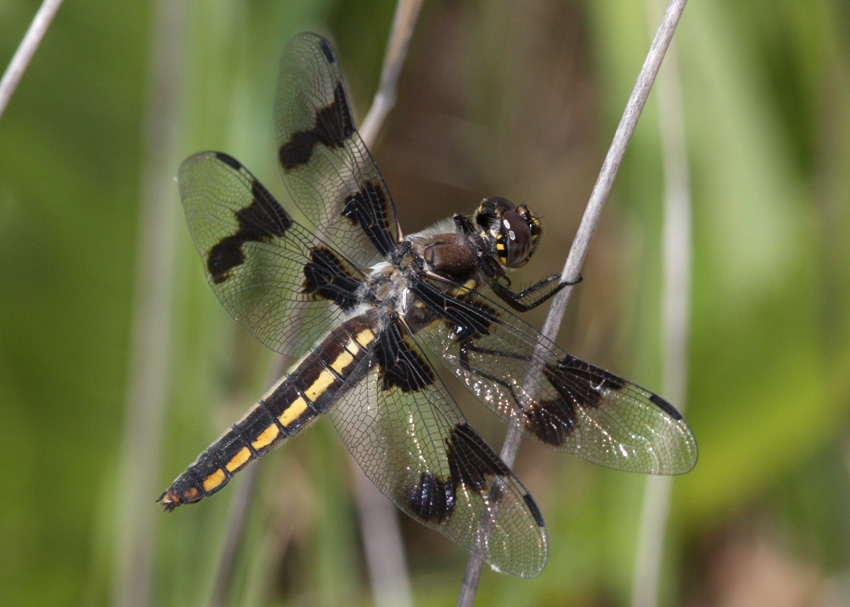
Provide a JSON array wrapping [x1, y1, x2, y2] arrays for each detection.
[[649, 393, 683, 420], [409, 473, 455, 523], [301, 246, 361, 311], [523, 354, 630, 447], [446, 422, 511, 492], [206, 184, 293, 285], [374, 322, 435, 393], [277, 132, 321, 170], [407, 423, 514, 524], [520, 393, 577, 447], [207, 237, 245, 285], [340, 181, 397, 257], [278, 81, 354, 170], [555, 353, 627, 393]]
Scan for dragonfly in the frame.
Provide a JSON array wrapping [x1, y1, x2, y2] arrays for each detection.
[[159, 32, 697, 578]]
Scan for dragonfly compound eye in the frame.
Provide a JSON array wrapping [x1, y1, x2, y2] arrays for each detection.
[[498, 208, 535, 267]]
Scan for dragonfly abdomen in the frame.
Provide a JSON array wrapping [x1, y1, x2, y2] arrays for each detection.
[[159, 314, 378, 511]]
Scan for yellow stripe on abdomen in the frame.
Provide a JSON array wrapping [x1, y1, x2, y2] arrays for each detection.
[[330, 348, 355, 374], [225, 447, 251, 472], [304, 369, 335, 402], [202, 468, 226, 493], [278, 396, 309, 428], [159, 314, 379, 511], [251, 423, 280, 451], [355, 328, 375, 348]]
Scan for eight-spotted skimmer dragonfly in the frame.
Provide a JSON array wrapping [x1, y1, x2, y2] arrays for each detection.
[[159, 32, 697, 578]]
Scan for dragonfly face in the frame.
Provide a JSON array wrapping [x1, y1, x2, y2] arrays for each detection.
[[160, 32, 697, 579], [474, 196, 542, 268]]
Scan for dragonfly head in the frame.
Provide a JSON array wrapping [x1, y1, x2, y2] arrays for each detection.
[[475, 197, 542, 268]]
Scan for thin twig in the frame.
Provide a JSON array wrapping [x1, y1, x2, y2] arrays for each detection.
[[112, 1, 188, 607], [352, 463, 414, 607], [359, 0, 424, 148], [0, 0, 64, 120], [211, 3, 423, 604], [630, 0, 693, 605], [457, 1, 689, 603], [540, 0, 690, 341]]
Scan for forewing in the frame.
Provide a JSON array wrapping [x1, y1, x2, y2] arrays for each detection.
[[412, 281, 698, 475], [328, 319, 548, 578], [178, 151, 364, 357], [275, 32, 400, 265]]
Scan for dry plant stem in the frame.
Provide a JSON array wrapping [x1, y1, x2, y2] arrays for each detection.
[[211, 3, 423, 604], [210, 465, 260, 607], [541, 0, 689, 341], [630, 1, 693, 605], [352, 461, 414, 607], [112, 1, 187, 607], [457, 0, 689, 604], [208, 371, 271, 607], [0, 0, 64, 120], [359, 0, 424, 150]]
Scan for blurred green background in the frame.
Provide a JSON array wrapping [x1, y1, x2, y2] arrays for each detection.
[[1, 0, 849, 605]]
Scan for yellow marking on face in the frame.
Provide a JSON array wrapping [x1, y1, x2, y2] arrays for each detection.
[[261, 375, 288, 402], [496, 242, 506, 251], [251, 424, 280, 451], [202, 469, 226, 493], [225, 447, 251, 472], [279, 396, 309, 427], [528, 217, 542, 238], [355, 328, 375, 347], [304, 370, 335, 402]]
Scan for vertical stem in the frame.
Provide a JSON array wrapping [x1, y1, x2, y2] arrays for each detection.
[[457, 1, 689, 603], [352, 463, 414, 607], [112, 1, 188, 606], [209, 447, 263, 607], [359, 0, 424, 149]]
